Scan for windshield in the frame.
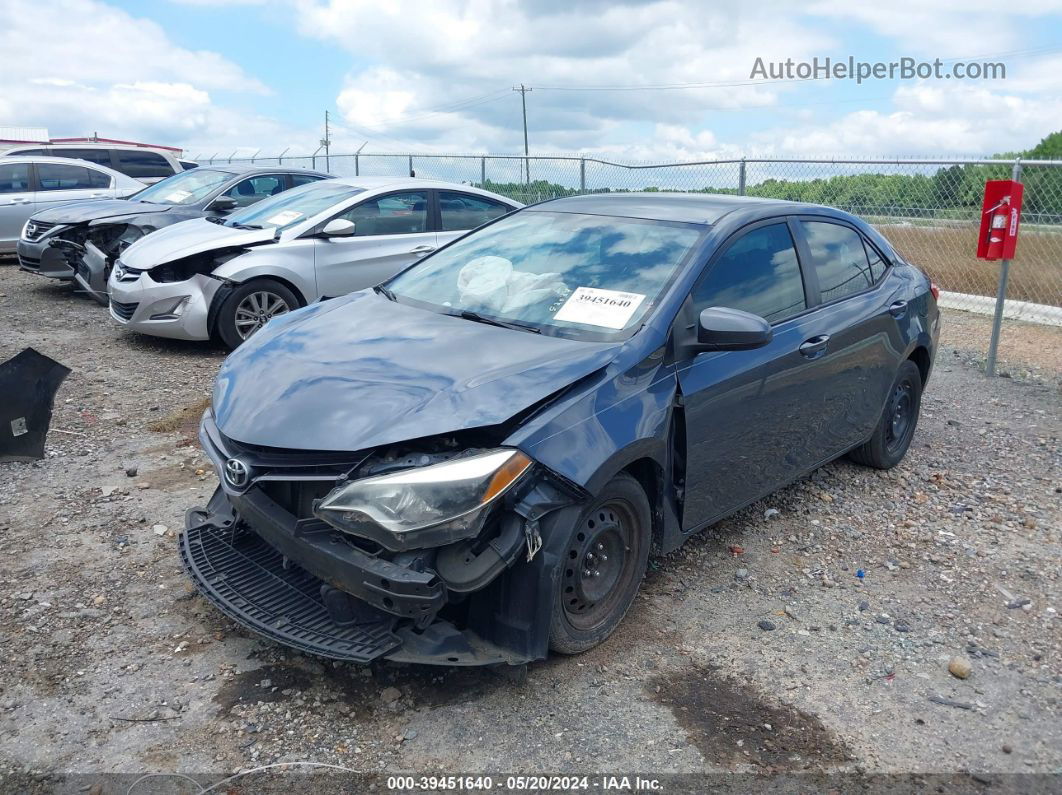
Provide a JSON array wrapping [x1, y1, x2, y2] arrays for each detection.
[[387, 210, 704, 340], [133, 168, 232, 205], [223, 181, 362, 231]]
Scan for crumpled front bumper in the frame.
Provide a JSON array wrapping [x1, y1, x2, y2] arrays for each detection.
[[181, 486, 524, 666], [107, 267, 220, 341], [16, 238, 74, 279]]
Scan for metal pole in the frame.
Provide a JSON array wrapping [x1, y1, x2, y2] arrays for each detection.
[[738, 158, 747, 196], [481, 156, 486, 188], [580, 157, 586, 193], [355, 154, 359, 176], [324, 110, 331, 172], [985, 159, 1022, 377], [514, 84, 531, 184], [409, 155, 414, 177]]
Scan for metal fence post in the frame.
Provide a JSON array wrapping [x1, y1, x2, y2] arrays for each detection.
[[738, 158, 747, 196], [355, 154, 359, 176], [580, 158, 586, 193], [985, 158, 1023, 377], [481, 156, 486, 188], [409, 155, 414, 177]]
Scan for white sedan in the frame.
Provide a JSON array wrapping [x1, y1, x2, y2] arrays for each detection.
[[107, 177, 521, 348]]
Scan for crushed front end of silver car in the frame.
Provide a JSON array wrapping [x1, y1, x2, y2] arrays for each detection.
[[182, 411, 585, 666]]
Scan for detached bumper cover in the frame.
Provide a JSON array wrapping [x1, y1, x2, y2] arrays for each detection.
[[181, 497, 402, 663]]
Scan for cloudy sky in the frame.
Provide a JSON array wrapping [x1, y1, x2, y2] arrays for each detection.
[[2, 0, 1061, 160]]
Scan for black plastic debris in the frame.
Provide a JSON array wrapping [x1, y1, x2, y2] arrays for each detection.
[[0, 348, 70, 462]]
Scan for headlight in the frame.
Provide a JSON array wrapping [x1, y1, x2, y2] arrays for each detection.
[[315, 449, 532, 551]]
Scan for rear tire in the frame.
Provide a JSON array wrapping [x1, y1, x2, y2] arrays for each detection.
[[549, 472, 651, 655], [848, 359, 922, 469], [216, 279, 299, 350]]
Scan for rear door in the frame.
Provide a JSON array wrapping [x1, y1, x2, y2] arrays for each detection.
[[0, 162, 35, 249], [313, 190, 436, 298], [789, 217, 904, 452], [33, 162, 113, 211], [436, 190, 514, 246]]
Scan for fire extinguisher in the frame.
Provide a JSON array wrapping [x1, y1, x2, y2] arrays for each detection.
[[984, 195, 1010, 260]]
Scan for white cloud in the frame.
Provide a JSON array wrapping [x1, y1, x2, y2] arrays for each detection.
[[295, 0, 832, 152], [0, 0, 273, 151]]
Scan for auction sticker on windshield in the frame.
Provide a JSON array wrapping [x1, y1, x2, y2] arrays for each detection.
[[554, 286, 646, 329], [266, 210, 303, 226], [164, 190, 192, 202]]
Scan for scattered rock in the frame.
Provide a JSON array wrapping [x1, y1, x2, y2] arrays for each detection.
[[757, 620, 777, 632], [948, 656, 972, 680], [380, 686, 402, 703], [125, 466, 138, 477]]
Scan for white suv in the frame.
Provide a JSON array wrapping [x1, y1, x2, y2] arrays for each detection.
[[1, 143, 184, 184]]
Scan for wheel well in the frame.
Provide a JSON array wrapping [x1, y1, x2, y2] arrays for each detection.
[[207, 275, 307, 339], [908, 346, 931, 385], [238, 274, 307, 307], [622, 458, 665, 553]]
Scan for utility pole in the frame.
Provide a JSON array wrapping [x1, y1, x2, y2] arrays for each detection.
[[321, 110, 332, 172], [513, 84, 532, 185]]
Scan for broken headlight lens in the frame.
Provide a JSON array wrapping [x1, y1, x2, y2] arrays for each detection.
[[315, 449, 532, 551]]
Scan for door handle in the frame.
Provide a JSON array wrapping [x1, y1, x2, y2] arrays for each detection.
[[10, 197, 31, 204], [799, 335, 830, 359], [90, 192, 107, 197], [889, 300, 908, 318], [409, 245, 435, 255]]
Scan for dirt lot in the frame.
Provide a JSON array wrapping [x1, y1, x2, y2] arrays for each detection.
[[0, 263, 1059, 791]]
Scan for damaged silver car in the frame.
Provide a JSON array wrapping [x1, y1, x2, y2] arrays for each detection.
[[18, 165, 330, 302]]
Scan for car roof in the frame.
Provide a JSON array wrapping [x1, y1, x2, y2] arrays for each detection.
[[193, 163, 332, 177], [0, 154, 122, 169], [535, 192, 822, 225], [326, 175, 519, 197]]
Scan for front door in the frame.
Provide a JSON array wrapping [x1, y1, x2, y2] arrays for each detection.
[[678, 220, 823, 529], [314, 190, 437, 298]]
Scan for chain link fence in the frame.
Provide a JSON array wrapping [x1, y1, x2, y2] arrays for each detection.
[[197, 151, 1062, 326]]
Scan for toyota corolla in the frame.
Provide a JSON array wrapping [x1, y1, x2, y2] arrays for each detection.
[[182, 193, 938, 667]]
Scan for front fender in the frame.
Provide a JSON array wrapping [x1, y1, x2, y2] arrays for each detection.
[[211, 246, 317, 305]]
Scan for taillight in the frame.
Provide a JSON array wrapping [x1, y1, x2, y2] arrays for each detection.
[[930, 281, 940, 301]]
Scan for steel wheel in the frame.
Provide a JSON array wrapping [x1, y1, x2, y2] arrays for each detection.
[[884, 378, 915, 454], [233, 290, 291, 340], [561, 498, 640, 632]]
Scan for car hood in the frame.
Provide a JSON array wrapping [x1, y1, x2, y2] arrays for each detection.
[[212, 291, 620, 452], [120, 218, 277, 269], [30, 198, 178, 225]]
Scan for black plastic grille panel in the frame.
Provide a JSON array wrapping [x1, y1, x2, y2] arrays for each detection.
[[180, 513, 400, 662]]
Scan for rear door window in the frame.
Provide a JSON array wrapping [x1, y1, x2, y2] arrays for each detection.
[[800, 221, 876, 303], [113, 150, 174, 179], [693, 222, 807, 324], [51, 148, 112, 166], [289, 173, 326, 188], [35, 163, 100, 191], [439, 191, 511, 231]]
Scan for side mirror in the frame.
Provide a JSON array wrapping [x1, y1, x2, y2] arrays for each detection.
[[321, 218, 356, 238], [697, 306, 772, 351], [208, 196, 238, 213]]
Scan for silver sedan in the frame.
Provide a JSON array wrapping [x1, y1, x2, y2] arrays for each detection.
[[107, 177, 521, 348]]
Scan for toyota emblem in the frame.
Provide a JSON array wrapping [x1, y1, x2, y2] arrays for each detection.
[[224, 457, 250, 488]]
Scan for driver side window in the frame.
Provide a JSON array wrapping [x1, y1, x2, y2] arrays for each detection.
[[692, 223, 806, 324], [225, 175, 285, 207], [339, 191, 428, 236]]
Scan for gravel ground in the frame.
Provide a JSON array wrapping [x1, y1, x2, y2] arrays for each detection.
[[0, 263, 1059, 789]]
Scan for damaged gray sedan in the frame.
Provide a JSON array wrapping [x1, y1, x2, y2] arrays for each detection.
[[184, 193, 938, 667], [17, 164, 329, 302]]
